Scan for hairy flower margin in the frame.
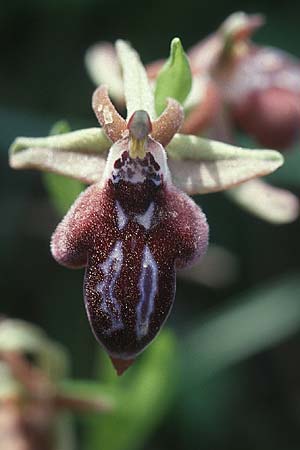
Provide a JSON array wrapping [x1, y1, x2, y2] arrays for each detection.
[[10, 40, 285, 374], [86, 13, 300, 224]]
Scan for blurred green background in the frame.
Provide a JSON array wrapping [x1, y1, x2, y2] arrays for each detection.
[[1, 1, 300, 449]]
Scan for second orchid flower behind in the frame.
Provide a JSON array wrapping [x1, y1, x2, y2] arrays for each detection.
[[10, 40, 284, 375]]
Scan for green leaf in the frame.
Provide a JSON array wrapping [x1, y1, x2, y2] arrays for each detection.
[[84, 330, 178, 450], [155, 37, 192, 116], [116, 40, 155, 120], [183, 274, 300, 384], [44, 173, 84, 216], [166, 133, 284, 194], [9, 128, 110, 184], [227, 179, 299, 224]]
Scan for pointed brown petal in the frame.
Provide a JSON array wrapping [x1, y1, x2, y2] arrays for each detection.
[[110, 356, 135, 376], [227, 179, 299, 224], [92, 85, 127, 142], [151, 99, 184, 146]]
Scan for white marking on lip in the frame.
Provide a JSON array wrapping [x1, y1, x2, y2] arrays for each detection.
[[102, 138, 171, 187], [96, 240, 124, 333], [136, 245, 158, 339], [136, 202, 155, 230], [115, 201, 128, 230]]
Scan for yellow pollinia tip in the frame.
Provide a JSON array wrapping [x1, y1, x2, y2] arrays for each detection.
[[129, 137, 147, 159]]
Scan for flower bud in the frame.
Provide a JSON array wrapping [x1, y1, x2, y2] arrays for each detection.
[[220, 47, 300, 150]]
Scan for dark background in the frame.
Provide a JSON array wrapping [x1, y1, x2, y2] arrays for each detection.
[[1, 1, 300, 449]]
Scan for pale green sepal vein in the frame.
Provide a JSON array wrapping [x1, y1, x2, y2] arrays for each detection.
[[10, 127, 110, 156], [9, 128, 110, 185], [167, 133, 284, 163], [166, 134, 284, 195], [116, 40, 156, 120]]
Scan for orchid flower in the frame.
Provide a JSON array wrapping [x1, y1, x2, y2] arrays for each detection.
[[85, 19, 300, 225], [186, 12, 300, 224], [10, 40, 284, 375]]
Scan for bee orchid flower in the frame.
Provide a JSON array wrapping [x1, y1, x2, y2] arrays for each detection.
[[51, 87, 209, 375], [10, 40, 284, 374]]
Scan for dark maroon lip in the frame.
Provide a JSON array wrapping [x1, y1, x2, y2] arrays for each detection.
[[51, 164, 208, 374]]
